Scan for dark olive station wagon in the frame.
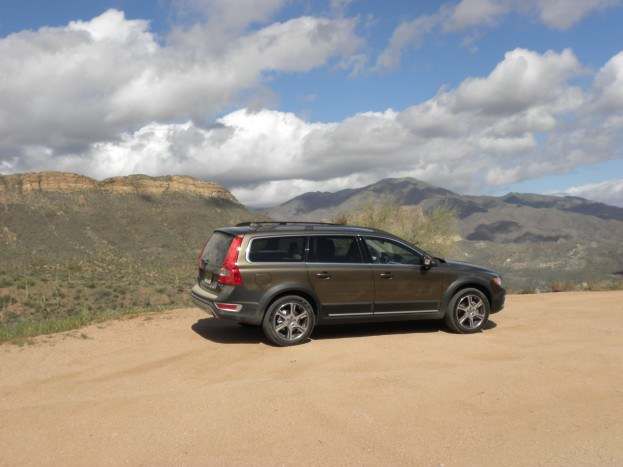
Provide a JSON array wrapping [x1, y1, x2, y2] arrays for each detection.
[[191, 222, 505, 346]]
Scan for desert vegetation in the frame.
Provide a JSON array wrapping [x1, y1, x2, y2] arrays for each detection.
[[333, 196, 459, 257], [0, 256, 193, 342], [0, 181, 257, 343]]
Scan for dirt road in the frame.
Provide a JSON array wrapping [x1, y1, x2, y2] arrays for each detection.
[[1, 291, 622, 466]]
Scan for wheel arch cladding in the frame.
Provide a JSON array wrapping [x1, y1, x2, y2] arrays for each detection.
[[260, 286, 319, 319], [442, 278, 492, 315]]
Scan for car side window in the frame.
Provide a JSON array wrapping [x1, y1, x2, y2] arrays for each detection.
[[363, 237, 422, 265], [309, 236, 363, 263], [248, 236, 306, 262]]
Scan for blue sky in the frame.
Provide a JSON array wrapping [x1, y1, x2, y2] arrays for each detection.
[[0, 0, 622, 206]]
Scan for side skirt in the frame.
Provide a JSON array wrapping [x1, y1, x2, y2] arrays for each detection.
[[320, 309, 444, 324]]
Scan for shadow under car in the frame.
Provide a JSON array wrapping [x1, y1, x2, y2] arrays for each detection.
[[191, 317, 497, 345]]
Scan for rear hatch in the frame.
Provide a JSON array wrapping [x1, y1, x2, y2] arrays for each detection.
[[198, 231, 234, 291]]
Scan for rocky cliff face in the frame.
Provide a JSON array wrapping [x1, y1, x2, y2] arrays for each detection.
[[0, 172, 238, 203]]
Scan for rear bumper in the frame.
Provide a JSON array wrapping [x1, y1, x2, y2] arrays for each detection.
[[191, 285, 218, 317], [190, 284, 262, 324]]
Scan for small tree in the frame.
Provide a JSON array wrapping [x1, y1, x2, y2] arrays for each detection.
[[333, 196, 459, 257]]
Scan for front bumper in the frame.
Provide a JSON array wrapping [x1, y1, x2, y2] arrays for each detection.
[[490, 288, 506, 314]]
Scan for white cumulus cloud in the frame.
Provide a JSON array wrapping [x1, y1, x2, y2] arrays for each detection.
[[376, 0, 621, 70], [1, 9, 622, 208], [563, 179, 623, 207], [5, 47, 620, 207], [0, 9, 362, 167]]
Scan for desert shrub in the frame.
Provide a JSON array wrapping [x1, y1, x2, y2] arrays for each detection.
[[586, 280, 623, 291], [333, 196, 459, 257], [550, 281, 576, 292], [0, 295, 16, 308], [94, 288, 113, 302], [516, 288, 538, 294]]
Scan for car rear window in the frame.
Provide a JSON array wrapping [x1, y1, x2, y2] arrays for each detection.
[[201, 231, 233, 269], [249, 236, 306, 262], [309, 236, 362, 263]]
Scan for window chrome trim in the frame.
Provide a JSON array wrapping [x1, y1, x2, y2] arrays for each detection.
[[243, 233, 430, 265], [360, 235, 426, 266], [246, 233, 366, 264], [307, 234, 364, 264], [245, 234, 308, 264]]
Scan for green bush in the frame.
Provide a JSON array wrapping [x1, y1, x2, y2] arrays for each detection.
[[0, 295, 17, 308], [333, 196, 459, 257]]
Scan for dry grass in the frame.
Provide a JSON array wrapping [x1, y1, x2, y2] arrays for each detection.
[[333, 196, 459, 257]]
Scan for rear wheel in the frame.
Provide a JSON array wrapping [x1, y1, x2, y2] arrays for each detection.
[[444, 288, 490, 334], [262, 295, 315, 346]]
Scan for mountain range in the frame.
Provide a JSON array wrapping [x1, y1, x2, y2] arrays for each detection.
[[1, 171, 622, 338], [266, 177, 623, 290]]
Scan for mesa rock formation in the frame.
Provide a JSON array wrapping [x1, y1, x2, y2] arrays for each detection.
[[0, 172, 238, 203]]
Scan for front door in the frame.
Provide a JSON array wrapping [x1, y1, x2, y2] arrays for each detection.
[[306, 235, 374, 319], [362, 237, 443, 316]]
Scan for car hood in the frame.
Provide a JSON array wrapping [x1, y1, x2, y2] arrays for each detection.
[[442, 260, 499, 276]]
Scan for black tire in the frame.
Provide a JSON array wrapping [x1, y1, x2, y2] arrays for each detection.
[[262, 295, 316, 346], [444, 288, 490, 334]]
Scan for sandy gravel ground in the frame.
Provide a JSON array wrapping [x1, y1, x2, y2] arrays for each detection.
[[1, 291, 622, 466]]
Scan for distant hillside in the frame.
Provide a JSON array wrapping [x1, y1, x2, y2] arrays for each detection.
[[0, 172, 256, 338], [2, 171, 622, 341], [266, 177, 623, 291], [0, 171, 237, 202]]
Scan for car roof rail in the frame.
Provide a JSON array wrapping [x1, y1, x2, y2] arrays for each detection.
[[235, 221, 344, 231]]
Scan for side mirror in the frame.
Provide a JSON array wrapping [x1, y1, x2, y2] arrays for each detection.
[[422, 255, 435, 269]]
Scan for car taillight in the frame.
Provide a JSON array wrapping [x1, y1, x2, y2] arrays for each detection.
[[218, 235, 244, 286]]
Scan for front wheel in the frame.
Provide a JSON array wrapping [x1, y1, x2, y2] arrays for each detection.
[[444, 288, 490, 334], [262, 295, 316, 346]]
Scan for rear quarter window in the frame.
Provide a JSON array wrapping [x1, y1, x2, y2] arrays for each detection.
[[249, 236, 306, 262]]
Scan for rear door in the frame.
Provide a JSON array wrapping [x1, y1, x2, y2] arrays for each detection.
[[362, 236, 443, 315], [306, 235, 374, 319]]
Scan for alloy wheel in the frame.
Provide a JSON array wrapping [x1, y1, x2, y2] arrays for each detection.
[[456, 294, 486, 330], [272, 302, 310, 342]]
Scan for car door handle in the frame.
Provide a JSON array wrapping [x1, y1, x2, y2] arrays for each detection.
[[315, 272, 331, 280], [379, 272, 393, 279]]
